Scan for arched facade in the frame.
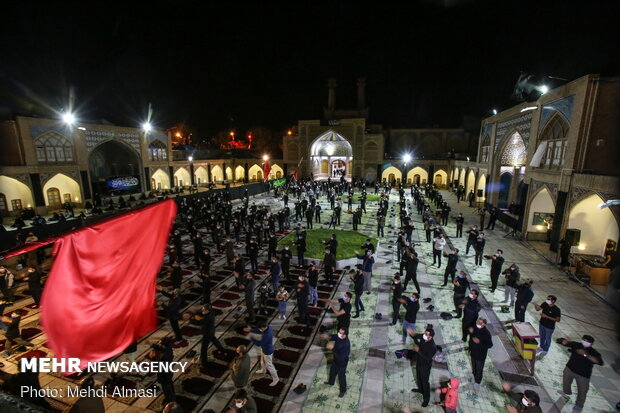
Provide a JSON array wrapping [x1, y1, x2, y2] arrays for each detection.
[[270, 164, 284, 180], [225, 167, 233, 181], [211, 165, 224, 182], [434, 169, 448, 188], [309, 130, 353, 180], [406, 167, 428, 185], [151, 168, 169, 190], [526, 187, 555, 233], [458, 169, 466, 186], [466, 170, 476, 194], [235, 165, 245, 181], [194, 166, 208, 184], [88, 139, 142, 195], [0, 176, 35, 213], [248, 164, 262, 181], [174, 167, 191, 187], [568, 194, 619, 256], [381, 166, 402, 184], [42, 173, 81, 208], [476, 174, 487, 202]]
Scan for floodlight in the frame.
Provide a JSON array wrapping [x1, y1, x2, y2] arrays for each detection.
[[62, 112, 75, 125], [540, 85, 549, 95], [403, 153, 411, 163], [263, 154, 269, 161], [142, 122, 152, 132]]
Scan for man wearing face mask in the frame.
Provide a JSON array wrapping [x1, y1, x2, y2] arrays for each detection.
[[468, 318, 493, 385], [460, 289, 481, 342], [432, 233, 447, 268], [533, 295, 561, 358], [227, 389, 257, 413], [503, 264, 521, 307], [442, 248, 459, 287], [280, 245, 292, 279], [245, 322, 279, 387], [321, 328, 351, 398], [452, 271, 470, 319], [514, 279, 534, 323], [557, 335, 604, 412], [398, 293, 420, 345], [390, 275, 404, 325], [502, 383, 542, 413], [408, 327, 437, 407], [328, 292, 352, 333]]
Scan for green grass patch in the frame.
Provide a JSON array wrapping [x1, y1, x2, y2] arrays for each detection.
[[339, 194, 381, 202], [278, 229, 377, 260]]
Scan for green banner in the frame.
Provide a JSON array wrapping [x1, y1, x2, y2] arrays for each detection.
[[273, 178, 286, 187]]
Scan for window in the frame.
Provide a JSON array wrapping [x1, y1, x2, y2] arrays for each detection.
[[479, 134, 490, 163], [0, 194, 6, 212], [11, 199, 23, 210], [35, 132, 73, 163], [63, 193, 72, 203], [539, 114, 569, 169], [148, 140, 168, 161]]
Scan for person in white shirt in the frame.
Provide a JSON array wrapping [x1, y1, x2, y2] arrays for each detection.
[[432, 234, 446, 268]]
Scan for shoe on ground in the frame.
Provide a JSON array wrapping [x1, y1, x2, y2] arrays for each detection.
[[421, 401, 429, 407], [324, 381, 333, 386], [572, 406, 582, 412], [269, 379, 279, 387], [352, 314, 359, 318], [366, 291, 371, 295], [338, 391, 346, 398], [411, 388, 420, 393]]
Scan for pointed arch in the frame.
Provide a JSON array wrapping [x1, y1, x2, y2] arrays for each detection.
[[406, 167, 428, 185], [466, 170, 476, 194], [248, 164, 262, 181], [194, 166, 208, 184], [539, 113, 569, 169], [526, 187, 555, 232], [174, 167, 191, 187], [151, 168, 169, 190], [476, 174, 487, 201], [270, 164, 284, 180], [568, 193, 619, 256], [235, 165, 245, 180], [148, 139, 168, 161], [0, 176, 34, 212], [499, 131, 527, 166], [382, 166, 402, 184], [34, 131, 74, 163], [225, 166, 233, 181], [42, 173, 81, 207], [211, 165, 224, 182]]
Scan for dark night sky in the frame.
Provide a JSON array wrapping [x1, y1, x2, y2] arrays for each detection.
[[0, 0, 618, 140]]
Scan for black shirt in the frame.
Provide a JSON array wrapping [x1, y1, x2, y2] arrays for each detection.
[[308, 269, 319, 287], [469, 326, 493, 360], [413, 335, 437, 370], [6, 316, 21, 340], [490, 255, 505, 275], [453, 276, 470, 296], [446, 253, 459, 270], [564, 341, 604, 378], [403, 299, 420, 323], [539, 302, 561, 329], [392, 282, 403, 302], [337, 301, 351, 328], [354, 273, 365, 294]]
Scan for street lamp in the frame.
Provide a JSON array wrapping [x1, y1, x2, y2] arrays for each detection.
[[262, 154, 269, 161], [62, 112, 75, 125], [401, 153, 412, 187], [142, 122, 152, 133]]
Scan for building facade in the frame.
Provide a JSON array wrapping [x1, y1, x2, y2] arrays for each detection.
[[448, 74, 620, 258]]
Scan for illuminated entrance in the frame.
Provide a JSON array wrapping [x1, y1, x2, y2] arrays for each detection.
[[310, 130, 352, 180]]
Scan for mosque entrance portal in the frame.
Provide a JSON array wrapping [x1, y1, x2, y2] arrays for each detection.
[[310, 130, 352, 180]]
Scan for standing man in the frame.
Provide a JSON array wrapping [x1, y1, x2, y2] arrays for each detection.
[[23, 266, 43, 307], [455, 213, 464, 238], [351, 269, 365, 318], [377, 214, 385, 237], [280, 245, 292, 279], [390, 275, 404, 325], [468, 317, 493, 386], [322, 328, 351, 398], [199, 305, 226, 368], [295, 233, 306, 268], [157, 287, 184, 344], [432, 233, 446, 268], [0, 266, 15, 303], [503, 264, 520, 308], [307, 262, 319, 307], [403, 252, 420, 293], [409, 327, 437, 408], [514, 279, 534, 323], [557, 335, 604, 412], [468, 190, 475, 207], [442, 248, 459, 287], [461, 289, 481, 342], [315, 203, 322, 223], [533, 295, 561, 358], [465, 226, 479, 255], [269, 257, 281, 293], [488, 249, 505, 293], [230, 345, 251, 390], [453, 271, 470, 319], [295, 274, 310, 326], [323, 247, 337, 286], [1, 310, 35, 355], [328, 292, 352, 333], [246, 322, 279, 386], [398, 292, 420, 345], [241, 272, 256, 324], [229, 389, 257, 413], [487, 207, 499, 230], [356, 250, 375, 295]]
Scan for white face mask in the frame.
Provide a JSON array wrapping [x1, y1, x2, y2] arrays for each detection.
[[545, 299, 552, 305], [476, 324, 483, 329], [422, 334, 430, 341], [337, 333, 345, 339], [236, 401, 244, 408], [521, 397, 529, 407], [469, 293, 475, 299], [581, 340, 592, 348]]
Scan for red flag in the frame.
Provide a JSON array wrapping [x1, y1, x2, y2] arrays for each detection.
[[40, 200, 177, 370], [263, 160, 272, 181], [293, 168, 299, 181]]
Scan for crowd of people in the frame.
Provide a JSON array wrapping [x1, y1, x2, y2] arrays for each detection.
[[0, 176, 606, 413]]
